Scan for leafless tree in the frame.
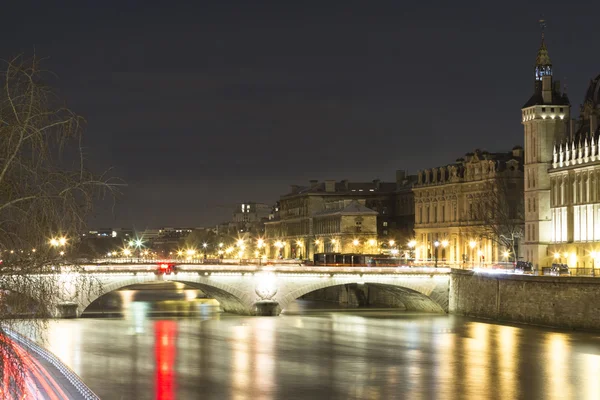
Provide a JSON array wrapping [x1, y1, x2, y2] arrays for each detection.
[[0, 55, 119, 396], [468, 177, 524, 261]]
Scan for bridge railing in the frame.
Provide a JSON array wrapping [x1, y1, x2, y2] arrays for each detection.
[[79, 264, 452, 275]]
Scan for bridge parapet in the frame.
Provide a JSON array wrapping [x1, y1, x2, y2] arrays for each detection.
[[17, 266, 451, 317]]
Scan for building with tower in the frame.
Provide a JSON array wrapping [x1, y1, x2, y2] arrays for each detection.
[[521, 25, 570, 269], [546, 74, 600, 271]]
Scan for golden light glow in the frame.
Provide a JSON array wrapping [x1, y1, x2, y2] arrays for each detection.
[[237, 239, 244, 247], [331, 239, 337, 244], [388, 240, 395, 246], [407, 240, 416, 248], [441, 240, 449, 247], [257, 239, 265, 248], [554, 252, 561, 259], [352, 239, 359, 246], [315, 239, 320, 245], [296, 241, 303, 247], [226, 246, 234, 254], [368, 239, 376, 246], [503, 251, 510, 258], [123, 249, 132, 256]]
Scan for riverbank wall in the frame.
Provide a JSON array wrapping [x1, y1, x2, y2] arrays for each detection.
[[450, 269, 600, 330]]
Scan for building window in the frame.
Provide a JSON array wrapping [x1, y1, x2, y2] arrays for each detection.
[[383, 221, 388, 227]]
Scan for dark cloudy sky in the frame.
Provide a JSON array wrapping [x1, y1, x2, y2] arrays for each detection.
[[3, 0, 600, 229]]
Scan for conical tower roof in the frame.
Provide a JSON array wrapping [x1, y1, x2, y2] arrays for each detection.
[[536, 39, 552, 68]]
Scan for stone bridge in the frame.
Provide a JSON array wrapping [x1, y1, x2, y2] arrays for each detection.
[[56, 264, 451, 316]]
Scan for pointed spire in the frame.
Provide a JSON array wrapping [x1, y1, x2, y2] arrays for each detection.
[[535, 18, 552, 81]]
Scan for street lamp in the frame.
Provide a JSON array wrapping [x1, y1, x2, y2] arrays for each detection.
[[591, 251, 597, 277], [407, 240, 416, 263], [469, 240, 477, 268], [434, 240, 440, 268]]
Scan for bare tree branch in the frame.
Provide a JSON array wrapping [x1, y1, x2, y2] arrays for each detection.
[[0, 54, 121, 393], [467, 176, 524, 260]]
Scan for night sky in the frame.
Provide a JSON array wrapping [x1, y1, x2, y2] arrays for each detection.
[[4, 1, 600, 229]]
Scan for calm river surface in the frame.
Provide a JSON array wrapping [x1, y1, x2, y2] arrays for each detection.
[[23, 289, 600, 399]]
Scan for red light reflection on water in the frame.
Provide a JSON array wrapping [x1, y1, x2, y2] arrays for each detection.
[[154, 320, 177, 400]]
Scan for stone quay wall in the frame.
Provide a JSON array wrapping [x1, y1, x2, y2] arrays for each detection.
[[450, 269, 600, 330]]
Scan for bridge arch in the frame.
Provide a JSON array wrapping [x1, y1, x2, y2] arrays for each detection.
[[78, 273, 255, 316], [277, 276, 449, 314]]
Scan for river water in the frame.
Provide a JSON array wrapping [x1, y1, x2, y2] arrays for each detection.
[[24, 288, 600, 399]]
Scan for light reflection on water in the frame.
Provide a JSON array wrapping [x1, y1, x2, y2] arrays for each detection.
[[23, 293, 600, 400]]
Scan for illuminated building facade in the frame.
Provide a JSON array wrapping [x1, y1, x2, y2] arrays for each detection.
[[264, 176, 415, 260], [547, 74, 600, 269], [413, 149, 524, 266]]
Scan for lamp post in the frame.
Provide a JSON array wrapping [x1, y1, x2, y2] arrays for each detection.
[[434, 240, 440, 268], [407, 240, 416, 264], [469, 240, 477, 268], [441, 240, 448, 265], [257, 239, 265, 265], [591, 251, 596, 277]]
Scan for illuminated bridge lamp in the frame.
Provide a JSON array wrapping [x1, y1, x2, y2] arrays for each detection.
[[369, 239, 376, 246], [554, 252, 560, 260], [352, 239, 359, 246], [408, 240, 416, 248]]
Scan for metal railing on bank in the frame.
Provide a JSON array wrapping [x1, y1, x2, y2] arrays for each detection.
[[5, 329, 99, 400]]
